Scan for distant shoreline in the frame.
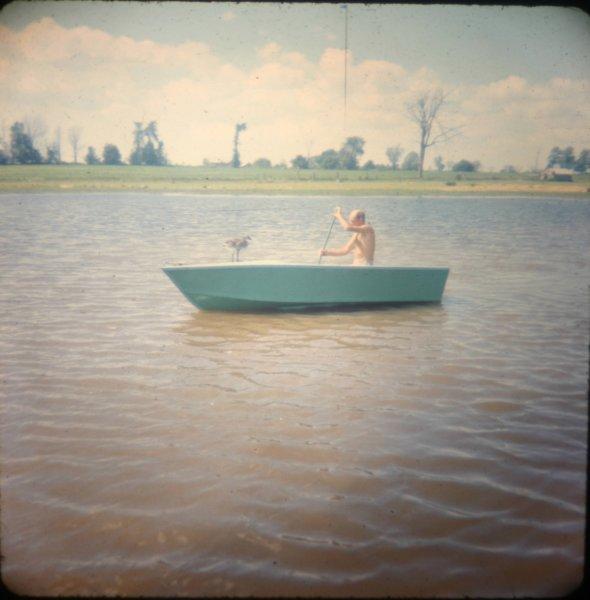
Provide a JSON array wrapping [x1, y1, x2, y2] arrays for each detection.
[[1, 165, 589, 196]]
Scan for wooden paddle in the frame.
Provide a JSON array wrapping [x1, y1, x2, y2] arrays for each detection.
[[318, 213, 337, 264]]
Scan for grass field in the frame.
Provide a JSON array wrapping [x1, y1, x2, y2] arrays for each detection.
[[1, 164, 589, 196]]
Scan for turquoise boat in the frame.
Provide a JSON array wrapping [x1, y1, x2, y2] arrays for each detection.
[[162, 263, 449, 312]]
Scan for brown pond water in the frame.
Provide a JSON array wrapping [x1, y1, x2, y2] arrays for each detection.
[[1, 193, 588, 596]]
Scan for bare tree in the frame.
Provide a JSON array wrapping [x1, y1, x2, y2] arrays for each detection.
[[24, 115, 48, 148], [0, 120, 8, 151], [45, 127, 62, 164], [54, 126, 62, 162], [0, 121, 8, 163], [386, 145, 403, 170], [68, 126, 82, 163], [405, 89, 462, 178]]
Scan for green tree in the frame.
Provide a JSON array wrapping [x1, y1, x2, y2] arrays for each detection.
[[85, 146, 100, 165], [434, 155, 445, 171], [452, 159, 478, 172], [44, 128, 62, 164], [0, 125, 9, 160], [10, 122, 42, 164], [339, 136, 365, 169], [45, 145, 60, 164], [314, 149, 340, 170], [401, 151, 420, 171], [51, 127, 62, 163], [231, 122, 247, 168], [574, 149, 590, 173], [362, 160, 376, 170], [501, 165, 517, 173], [0, 149, 9, 164], [253, 157, 272, 168], [386, 146, 403, 170], [129, 121, 167, 166], [547, 146, 575, 169], [103, 144, 123, 165], [291, 155, 309, 169], [145, 121, 167, 165], [129, 148, 141, 165], [561, 146, 576, 169], [143, 140, 160, 165], [130, 122, 143, 165], [546, 146, 561, 168]]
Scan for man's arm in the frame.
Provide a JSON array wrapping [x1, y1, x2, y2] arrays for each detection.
[[333, 207, 372, 233], [333, 208, 349, 230], [343, 223, 373, 233], [321, 235, 356, 257]]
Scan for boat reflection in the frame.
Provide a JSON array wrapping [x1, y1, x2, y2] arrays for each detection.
[[175, 302, 449, 344]]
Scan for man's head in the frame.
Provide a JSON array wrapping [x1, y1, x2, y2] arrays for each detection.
[[349, 209, 366, 225]]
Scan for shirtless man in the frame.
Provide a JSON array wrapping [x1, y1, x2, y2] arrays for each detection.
[[319, 207, 375, 265]]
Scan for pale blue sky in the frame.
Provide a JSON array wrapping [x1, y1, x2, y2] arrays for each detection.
[[1, 1, 589, 168], [3, 1, 590, 85]]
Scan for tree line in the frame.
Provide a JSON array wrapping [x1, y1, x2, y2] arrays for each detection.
[[546, 146, 589, 173], [0, 118, 482, 173], [206, 90, 465, 174], [288, 140, 480, 173], [2, 110, 589, 175], [0, 120, 167, 166]]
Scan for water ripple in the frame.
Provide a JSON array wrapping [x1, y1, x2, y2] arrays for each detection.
[[1, 193, 588, 597]]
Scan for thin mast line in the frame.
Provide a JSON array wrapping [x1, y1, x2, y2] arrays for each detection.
[[344, 3, 348, 129]]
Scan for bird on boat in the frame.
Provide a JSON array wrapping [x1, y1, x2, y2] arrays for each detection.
[[225, 235, 251, 262]]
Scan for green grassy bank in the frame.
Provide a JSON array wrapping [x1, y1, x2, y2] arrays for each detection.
[[1, 164, 589, 196]]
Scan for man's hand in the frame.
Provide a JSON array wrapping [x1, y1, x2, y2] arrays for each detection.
[[319, 248, 328, 257], [333, 206, 342, 218]]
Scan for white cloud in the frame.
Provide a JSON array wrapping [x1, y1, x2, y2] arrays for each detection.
[[257, 42, 282, 62], [0, 17, 589, 169]]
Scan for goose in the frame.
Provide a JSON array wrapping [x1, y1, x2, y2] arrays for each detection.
[[225, 236, 251, 262]]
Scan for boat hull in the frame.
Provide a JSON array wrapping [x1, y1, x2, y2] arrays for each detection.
[[163, 263, 449, 312]]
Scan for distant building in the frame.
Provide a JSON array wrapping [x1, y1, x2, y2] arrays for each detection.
[[540, 167, 574, 182]]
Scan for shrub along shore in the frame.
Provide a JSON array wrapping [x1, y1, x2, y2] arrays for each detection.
[[0, 164, 589, 196]]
